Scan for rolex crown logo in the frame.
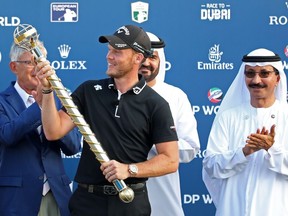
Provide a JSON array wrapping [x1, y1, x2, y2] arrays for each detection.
[[58, 44, 71, 59]]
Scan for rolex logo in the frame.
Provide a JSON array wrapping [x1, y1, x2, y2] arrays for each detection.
[[58, 44, 71, 59], [51, 44, 87, 70]]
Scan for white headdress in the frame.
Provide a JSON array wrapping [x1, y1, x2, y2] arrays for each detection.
[[203, 48, 287, 207], [217, 48, 287, 116], [146, 32, 166, 83]]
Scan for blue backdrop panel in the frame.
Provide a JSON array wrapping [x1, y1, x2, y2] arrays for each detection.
[[0, 1, 287, 215]]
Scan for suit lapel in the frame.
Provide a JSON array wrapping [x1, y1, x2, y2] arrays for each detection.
[[4, 83, 26, 115]]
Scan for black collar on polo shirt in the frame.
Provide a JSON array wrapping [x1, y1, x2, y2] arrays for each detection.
[[107, 75, 146, 95]]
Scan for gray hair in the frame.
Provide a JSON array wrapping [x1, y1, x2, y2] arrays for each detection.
[[9, 40, 47, 61]]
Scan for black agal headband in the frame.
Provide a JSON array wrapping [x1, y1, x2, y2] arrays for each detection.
[[151, 37, 165, 49], [242, 54, 281, 62]]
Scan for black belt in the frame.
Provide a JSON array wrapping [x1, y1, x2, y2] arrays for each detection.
[[78, 182, 145, 195]]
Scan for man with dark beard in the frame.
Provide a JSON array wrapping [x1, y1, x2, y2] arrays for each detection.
[[35, 25, 179, 216], [139, 32, 200, 216]]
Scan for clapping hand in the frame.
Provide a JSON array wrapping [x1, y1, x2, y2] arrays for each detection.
[[243, 125, 275, 156]]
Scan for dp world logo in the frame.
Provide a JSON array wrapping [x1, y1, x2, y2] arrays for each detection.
[[131, 1, 149, 23], [284, 45, 288, 57], [208, 87, 223, 103]]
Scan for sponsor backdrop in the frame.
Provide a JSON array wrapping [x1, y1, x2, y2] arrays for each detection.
[[0, 1, 287, 215]]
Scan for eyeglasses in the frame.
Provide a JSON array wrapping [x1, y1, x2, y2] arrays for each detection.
[[244, 70, 276, 78], [15, 60, 34, 66]]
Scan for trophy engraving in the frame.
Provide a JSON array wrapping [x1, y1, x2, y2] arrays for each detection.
[[13, 24, 134, 203]]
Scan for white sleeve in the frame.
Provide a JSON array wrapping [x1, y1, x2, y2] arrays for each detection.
[[203, 114, 248, 179], [264, 113, 288, 177], [174, 91, 200, 163], [202, 114, 248, 206]]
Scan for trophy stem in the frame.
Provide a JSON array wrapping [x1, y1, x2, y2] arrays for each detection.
[[44, 59, 134, 203], [13, 23, 134, 203]]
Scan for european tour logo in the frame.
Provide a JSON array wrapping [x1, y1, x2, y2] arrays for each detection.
[[50, 2, 79, 22]]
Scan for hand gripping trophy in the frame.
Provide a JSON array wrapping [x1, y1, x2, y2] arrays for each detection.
[[13, 24, 134, 203]]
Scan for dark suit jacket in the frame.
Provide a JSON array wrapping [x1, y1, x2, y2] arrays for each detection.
[[0, 82, 81, 216]]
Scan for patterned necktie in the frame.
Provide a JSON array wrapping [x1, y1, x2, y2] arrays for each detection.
[[27, 95, 35, 107], [27, 96, 42, 134], [42, 173, 50, 196]]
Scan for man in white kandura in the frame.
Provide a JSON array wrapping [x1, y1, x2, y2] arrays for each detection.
[[203, 48, 288, 216], [139, 32, 201, 216]]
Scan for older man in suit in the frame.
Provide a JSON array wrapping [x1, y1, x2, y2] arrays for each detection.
[[0, 40, 81, 216]]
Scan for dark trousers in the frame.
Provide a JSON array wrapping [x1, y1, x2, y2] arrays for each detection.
[[69, 184, 151, 216]]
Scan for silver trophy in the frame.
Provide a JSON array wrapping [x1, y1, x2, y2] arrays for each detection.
[[14, 24, 134, 203]]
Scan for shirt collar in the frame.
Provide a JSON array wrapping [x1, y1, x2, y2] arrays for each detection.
[[107, 75, 147, 95], [14, 81, 31, 104]]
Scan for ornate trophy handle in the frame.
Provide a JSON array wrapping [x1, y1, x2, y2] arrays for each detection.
[[13, 24, 134, 203]]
